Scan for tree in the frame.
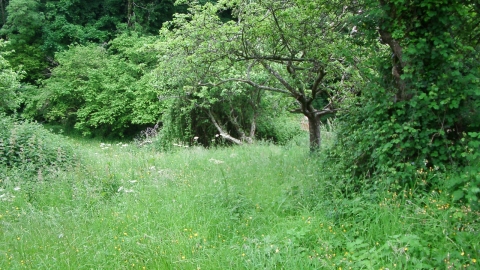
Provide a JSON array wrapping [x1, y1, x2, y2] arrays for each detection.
[[154, 0, 359, 150], [0, 0, 47, 83], [31, 40, 155, 137]]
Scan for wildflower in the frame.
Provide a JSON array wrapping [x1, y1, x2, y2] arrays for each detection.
[[193, 136, 199, 141], [209, 158, 224, 164], [473, 258, 477, 263], [13, 187, 20, 191]]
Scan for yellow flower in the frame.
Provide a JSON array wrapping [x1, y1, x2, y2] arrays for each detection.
[[472, 258, 477, 263]]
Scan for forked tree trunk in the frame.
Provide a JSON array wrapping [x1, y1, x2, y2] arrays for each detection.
[[307, 115, 321, 152]]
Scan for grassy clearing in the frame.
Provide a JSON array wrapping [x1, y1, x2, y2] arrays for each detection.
[[0, 135, 479, 269]]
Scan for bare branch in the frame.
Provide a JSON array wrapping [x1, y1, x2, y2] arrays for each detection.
[[239, 55, 317, 62], [226, 106, 247, 140], [207, 110, 243, 145]]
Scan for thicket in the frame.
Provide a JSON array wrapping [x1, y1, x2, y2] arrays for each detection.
[[0, 114, 75, 177], [329, 0, 480, 205]]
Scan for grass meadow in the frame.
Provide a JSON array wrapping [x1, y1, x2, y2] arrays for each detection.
[[0, 132, 479, 269]]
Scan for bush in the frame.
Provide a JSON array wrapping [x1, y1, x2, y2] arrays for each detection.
[[0, 114, 75, 175], [256, 114, 305, 145]]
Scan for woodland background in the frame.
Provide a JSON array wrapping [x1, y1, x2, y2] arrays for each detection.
[[0, 0, 479, 268]]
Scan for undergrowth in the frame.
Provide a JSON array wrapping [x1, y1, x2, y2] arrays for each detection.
[[0, 115, 75, 183], [0, 132, 478, 269]]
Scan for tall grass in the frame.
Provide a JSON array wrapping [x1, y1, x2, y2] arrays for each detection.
[[0, 133, 478, 269]]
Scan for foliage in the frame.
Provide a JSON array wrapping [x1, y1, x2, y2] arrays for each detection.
[[31, 38, 159, 137], [0, 0, 199, 84], [0, 40, 22, 113], [0, 0, 47, 83], [332, 0, 480, 190], [447, 165, 480, 210], [0, 0, 44, 46], [41, 0, 124, 53], [256, 114, 305, 145], [153, 0, 361, 150], [0, 114, 75, 176]]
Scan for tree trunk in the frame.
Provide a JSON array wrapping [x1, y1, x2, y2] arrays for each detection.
[[127, 0, 133, 27], [0, 0, 5, 26], [207, 109, 244, 145], [308, 115, 321, 152]]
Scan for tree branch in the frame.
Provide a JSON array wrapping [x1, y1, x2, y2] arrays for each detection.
[[206, 109, 243, 145], [311, 68, 326, 99], [237, 55, 317, 62], [199, 78, 291, 95], [258, 60, 297, 95]]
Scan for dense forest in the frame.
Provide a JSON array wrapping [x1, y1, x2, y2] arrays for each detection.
[[0, 0, 479, 268]]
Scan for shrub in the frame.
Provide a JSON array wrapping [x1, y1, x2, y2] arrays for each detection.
[[0, 114, 75, 175], [256, 114, 305, 145]]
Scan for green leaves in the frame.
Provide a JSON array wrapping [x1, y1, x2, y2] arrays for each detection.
[[0, 114, 75, 172], [151, 0, 360, 148], [37, 36, 159, 137], [0, 40, 22, 113], [334, 0, 480, 193]]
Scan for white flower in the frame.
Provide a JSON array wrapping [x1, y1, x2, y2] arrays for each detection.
[[129, 180, 138, 184], [118, 186, 134, 193], [193, 136, 199, 141], [209, 158, 224, 164], [13, 186, 21, 191]]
